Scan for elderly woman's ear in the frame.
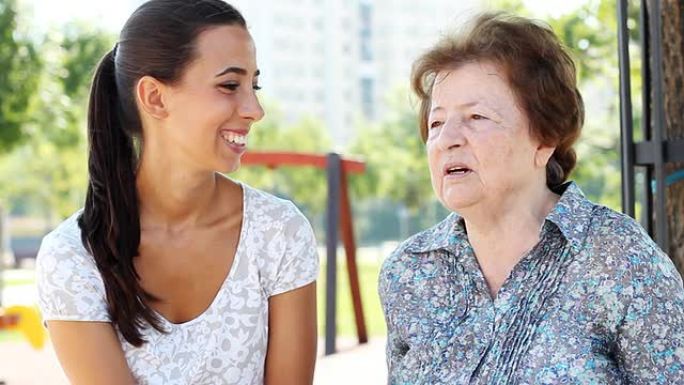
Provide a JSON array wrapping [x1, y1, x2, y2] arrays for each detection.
[[535, 145, 556, 169]]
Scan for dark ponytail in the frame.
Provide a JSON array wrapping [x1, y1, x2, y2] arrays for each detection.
[[79, 47, 164, 347], [77, 0, 247, 347]]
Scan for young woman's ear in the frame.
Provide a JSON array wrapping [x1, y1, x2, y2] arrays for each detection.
[[136, 76, 169, 120]]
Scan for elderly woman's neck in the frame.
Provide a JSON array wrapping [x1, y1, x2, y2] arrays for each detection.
[[464, 183, 559, 238], [462, 184, 560, 297]]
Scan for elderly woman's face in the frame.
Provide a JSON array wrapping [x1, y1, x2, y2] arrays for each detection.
[[426, 61, 552, 213]]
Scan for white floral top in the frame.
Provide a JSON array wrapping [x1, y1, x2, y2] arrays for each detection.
[[36, 183, 319, 385]]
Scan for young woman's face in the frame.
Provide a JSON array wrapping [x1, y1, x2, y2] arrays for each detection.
[[161, 25, 264, 174]]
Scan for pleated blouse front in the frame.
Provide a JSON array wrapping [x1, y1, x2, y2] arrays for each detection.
[[379, 182, 684, 385]]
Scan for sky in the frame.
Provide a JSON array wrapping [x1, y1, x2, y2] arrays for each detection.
[[495, 0, 586, 17], [20, 0, 586, 33], [18, 0, 144, 33]]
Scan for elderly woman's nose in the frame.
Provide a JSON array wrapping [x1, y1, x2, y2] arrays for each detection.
[[435, 119, 466, 150]]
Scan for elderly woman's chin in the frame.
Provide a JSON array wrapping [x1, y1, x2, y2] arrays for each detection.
[[433, 178, 483, 213]]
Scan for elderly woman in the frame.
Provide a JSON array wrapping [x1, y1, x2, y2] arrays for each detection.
[[379, 12, 684, 384]]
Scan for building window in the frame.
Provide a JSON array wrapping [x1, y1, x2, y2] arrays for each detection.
[[361, 77, 374, 119], [359, 3, 373, 62]]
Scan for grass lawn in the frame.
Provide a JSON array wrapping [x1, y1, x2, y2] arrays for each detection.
[[2, 269, 35, 287], [316, 260, 386, 338]]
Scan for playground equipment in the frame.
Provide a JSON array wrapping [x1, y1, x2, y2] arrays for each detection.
[[0, 305, 46, 385], [0, 305, 46, 349], [0, 200, 46, 349], [242, 151, 367, 355]]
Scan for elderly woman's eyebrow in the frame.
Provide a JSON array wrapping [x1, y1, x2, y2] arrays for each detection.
[[430, 100, 480, 112], [429, 105, 445, 114], [477, 100, 505, 116], [430, 99, 503, 118]]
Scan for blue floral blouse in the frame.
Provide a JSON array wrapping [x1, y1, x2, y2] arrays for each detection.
[[379, 182, 684, 384]]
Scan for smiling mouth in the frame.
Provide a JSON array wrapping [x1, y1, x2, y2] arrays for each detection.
[[221, 132, 248, 146]]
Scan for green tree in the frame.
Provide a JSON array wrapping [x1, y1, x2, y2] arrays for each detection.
[[0, 24, 113, 222], [0, 0, 41, 153], [54, 23, 114, 147], [348, 88, 432, 213]]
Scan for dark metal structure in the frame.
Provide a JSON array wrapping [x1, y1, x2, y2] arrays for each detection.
[[325, 153, 341, 355], [324, 153, 369, 355], [241, 151, 368, 355], [618, 0, 684, 251]]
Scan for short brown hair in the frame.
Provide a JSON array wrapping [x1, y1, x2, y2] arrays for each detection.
[[411, 12, 584, 188]]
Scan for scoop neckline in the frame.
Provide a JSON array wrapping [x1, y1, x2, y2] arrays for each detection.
[[153, 181, 249, 329]]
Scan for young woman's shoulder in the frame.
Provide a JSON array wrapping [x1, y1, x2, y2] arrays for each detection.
[[38, 210, 90, 262], [35, 209, 110, 322], [241, 183, 319, 297], [241, 183, 311, 232]]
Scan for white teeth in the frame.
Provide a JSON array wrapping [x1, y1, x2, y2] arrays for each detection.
[[447, 167, 469, 174], [221, 132, 248, 146]]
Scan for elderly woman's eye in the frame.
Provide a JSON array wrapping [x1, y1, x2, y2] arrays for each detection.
[[471, 114, 486, 120], [430, 121, 443, 129]]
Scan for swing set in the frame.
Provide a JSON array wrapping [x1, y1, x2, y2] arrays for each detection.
[[242, 151, 368, 355]]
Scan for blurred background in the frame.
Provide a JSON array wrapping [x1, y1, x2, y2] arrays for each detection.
[[0, 0, 652, 383]]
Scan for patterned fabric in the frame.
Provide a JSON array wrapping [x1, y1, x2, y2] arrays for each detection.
[[379, 182, 684, 385], [36, 183, 319, 385]]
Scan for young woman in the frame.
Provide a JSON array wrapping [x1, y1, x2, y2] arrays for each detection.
[[35, 1, 318, 384]]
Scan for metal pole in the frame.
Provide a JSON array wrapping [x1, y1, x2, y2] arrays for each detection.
[[325, 153, 341, 355], [618, 0, 636, 218], [649, 0, 669, 250], [639, 0, 654, 235]]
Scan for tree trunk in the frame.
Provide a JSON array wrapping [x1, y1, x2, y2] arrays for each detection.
[[661, 0, 684, 273]]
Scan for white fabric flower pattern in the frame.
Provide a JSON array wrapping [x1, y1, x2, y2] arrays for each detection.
[[36, 183, 319, 385]]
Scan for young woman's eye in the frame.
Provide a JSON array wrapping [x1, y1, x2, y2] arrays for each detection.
[[220, 82, 239, 91]]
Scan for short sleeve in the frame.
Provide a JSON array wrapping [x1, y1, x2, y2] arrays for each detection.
[[35, 227, 110, 323], [263, 204, 319, 298]]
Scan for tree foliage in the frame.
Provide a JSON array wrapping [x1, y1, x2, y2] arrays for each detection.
[[0, 0, 41, 153], [347, 88, 432, 212], [0, 22, 113, 221]]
